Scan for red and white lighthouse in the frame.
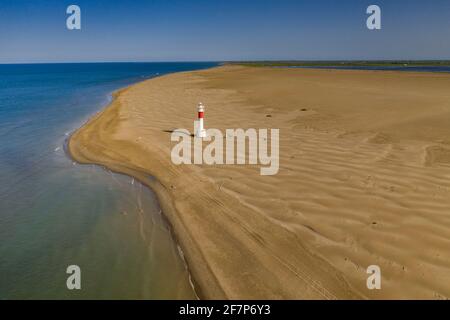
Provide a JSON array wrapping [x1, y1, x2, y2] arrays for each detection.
[[196, 102, 206, 138]]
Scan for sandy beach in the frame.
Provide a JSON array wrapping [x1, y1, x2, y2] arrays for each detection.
[[69, 65, 450, 299]]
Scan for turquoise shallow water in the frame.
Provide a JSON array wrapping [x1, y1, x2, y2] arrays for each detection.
[[0, 62, 216, 299]]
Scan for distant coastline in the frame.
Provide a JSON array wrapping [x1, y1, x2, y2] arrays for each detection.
[[228, 60, 450, 67], [227, 60, 450, 73]]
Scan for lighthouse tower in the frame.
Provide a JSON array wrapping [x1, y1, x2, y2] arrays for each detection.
[[196, 102, 207, 138]]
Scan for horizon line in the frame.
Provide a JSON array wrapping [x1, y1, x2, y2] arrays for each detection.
[[1, 59, 450, 65]]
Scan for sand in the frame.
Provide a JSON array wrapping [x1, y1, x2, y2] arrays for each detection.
[[69, 65, 450, 299]]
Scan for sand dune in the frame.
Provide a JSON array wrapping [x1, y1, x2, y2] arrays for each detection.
[[69, 66, 450, 299]]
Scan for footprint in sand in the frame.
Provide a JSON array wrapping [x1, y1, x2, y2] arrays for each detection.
[[424, 145, 450, 166]]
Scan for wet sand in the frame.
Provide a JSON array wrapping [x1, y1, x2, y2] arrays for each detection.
[[69, 65, 450, 299]]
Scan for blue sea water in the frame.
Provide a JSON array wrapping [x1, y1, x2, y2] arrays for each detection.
[[0, 62, 217, 299]]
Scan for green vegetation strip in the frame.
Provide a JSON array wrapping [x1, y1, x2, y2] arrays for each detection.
[[227, 61, 450, 67]]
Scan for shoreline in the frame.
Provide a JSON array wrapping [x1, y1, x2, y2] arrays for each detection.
[[67, 76, 225, 299], [69, 65, 450, 299], [66, 146, 203, 299], [65, 88, 207, 299]]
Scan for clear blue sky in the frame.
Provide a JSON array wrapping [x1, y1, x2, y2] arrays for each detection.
[[0, 0, 449, 63]]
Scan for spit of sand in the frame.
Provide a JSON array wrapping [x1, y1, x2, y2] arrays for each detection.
[[69, 66, 450, 299]]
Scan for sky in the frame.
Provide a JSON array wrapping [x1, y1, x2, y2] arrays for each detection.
[[0, 0, 449, 63]]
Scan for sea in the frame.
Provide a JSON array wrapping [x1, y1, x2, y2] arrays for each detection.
[[0, 62, 217, 299]]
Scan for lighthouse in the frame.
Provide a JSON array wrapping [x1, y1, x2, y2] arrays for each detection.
[[196, 102, 207, 138]]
